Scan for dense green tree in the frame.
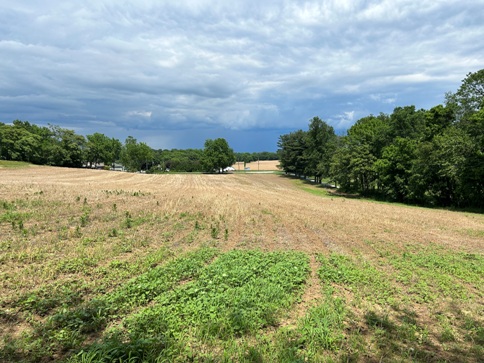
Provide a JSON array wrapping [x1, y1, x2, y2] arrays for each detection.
[[330, 114, 391, 192], [375, 137, 417, 202], [347, 114, 391, 156], [201, 138, 236, 173], [154, 149, 205, 172], [234, 152, 279, 169], [455, 109, 484, 207], [45, 125, 86, 167], [236, 152, 254, 167], [85, 133, 122, 167], [1, 120, 54, 164], [108, 138, 123, 165], [120, 136, 153, 172], [0, 124, 41, 162], [257, 151, 279, 160], [277, 130, 308, 177], [305, 117, 337, 183], [423, 105, 454, 141], [389, 106, 426, 140], [446, 69, 484, 120]]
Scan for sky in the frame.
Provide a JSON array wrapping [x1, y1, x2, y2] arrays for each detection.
[[1, 1, 483, 152]]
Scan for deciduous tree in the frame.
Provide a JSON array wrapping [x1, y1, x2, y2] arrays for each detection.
[[201, 138, 236, 173], [120, 136, 153, 172]]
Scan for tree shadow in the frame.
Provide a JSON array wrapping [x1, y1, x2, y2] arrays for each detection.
[[363, 307, 483, 363]]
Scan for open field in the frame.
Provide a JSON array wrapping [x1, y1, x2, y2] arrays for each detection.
[[232, 160, 280, 171], [1, 166, 483, 362]]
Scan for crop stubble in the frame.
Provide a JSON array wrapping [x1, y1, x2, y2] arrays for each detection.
[[4, 166, 481, 250], [1, 166, 483, 361]]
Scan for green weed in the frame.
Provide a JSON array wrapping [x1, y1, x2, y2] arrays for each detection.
[[71, 250, 309, 362], [297, 289, 346, 354]]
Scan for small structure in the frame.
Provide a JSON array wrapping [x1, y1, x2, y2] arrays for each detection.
[[111, 163, 125, 171]]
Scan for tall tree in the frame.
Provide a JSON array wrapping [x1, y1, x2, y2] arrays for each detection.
[[46, 125, 86, 167], [446, 69, 484, 120], [120, 136, 153, 172], [305, 117, 337, 183], [389, 106, 426, 140], [331, 114, 390, 193], [375, 137, 417, 202], [277, 130, 308, 177], [423, 105, 454, 141], [0, 124, 41, 162], [85, 133, 122, 167], [201, 138, 236, 173]]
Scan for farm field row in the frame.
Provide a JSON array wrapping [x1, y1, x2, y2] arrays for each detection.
[[0, 166, 483, 362]]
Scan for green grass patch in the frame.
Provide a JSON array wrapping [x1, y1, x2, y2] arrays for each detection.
[[293, 179, 332, 198], [318, 253, 398, 305], [0, 248, 217, 362], [0, 160, 31, 168], [387, 245, 484, 303]]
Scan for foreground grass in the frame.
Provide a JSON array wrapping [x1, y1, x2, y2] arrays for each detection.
[[1, 170, 483, 362]]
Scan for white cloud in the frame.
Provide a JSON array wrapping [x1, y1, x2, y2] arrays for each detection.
[[331, 111, 356, 130], [127, 111, 152, 118], [369, 94, 397, 104]]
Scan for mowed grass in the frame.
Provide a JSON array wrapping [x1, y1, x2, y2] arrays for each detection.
[[0, 167, 483, 362], [0, 160, 32, 169]]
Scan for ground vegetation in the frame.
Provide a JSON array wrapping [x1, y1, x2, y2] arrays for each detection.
[[0, 167, 482, 362]]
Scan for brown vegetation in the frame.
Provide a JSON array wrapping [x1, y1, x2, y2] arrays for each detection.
[[1, 166, 483, 362], [232, 160, 280, 171]]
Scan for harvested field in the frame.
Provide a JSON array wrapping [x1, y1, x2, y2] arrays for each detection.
[[232, 159, 280, 171], [0, 166, 483, 362]]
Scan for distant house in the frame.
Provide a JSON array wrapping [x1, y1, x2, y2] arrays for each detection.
[[111, 163, 125, 171]]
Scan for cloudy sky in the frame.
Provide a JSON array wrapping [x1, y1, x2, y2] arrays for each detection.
[[1, 1, 483, 151]]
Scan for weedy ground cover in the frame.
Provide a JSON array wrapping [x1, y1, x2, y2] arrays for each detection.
[[67, 250, 309, 362], [1, 167, 483, 362]]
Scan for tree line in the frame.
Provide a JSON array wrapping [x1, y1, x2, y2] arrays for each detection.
[[278, 69, 484, 209], [0, 122, 245, 173]]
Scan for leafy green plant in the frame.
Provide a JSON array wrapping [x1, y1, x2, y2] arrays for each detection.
[[297, 289, 346, 354], [72, 250, 309, 362], [79, 212, 89, 227], [211, 224, 219, 239], [108, 228, 118, 237], [124, 211, 132, 228]]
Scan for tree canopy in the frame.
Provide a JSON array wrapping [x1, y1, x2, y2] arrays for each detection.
[[201, 138, 236, 173], [278, 69, 484, 208], [120, 136, 153, 172]]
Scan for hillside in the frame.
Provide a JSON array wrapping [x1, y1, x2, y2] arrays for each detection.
[[1, 166, 483, 362]]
